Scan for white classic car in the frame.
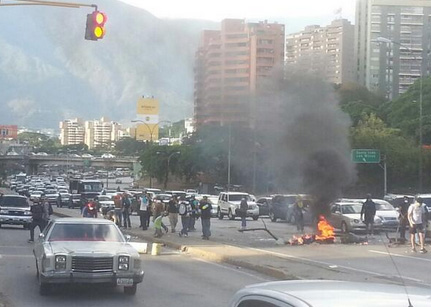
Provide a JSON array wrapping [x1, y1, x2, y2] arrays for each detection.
[[33, 218, 144, 295]]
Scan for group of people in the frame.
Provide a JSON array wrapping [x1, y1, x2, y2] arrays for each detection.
[[361, 194, 428, 253], [151, 194, 212, 240]]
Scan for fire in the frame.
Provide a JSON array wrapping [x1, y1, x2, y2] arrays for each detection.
[[315, 215, 335, 242]]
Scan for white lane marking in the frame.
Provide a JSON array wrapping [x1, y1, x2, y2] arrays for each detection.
[[369, 250, 431, 262], [193, 256, 270, 282], [246, 247, 426, 285]]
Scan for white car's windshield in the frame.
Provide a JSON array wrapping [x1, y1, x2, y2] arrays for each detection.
[[48, 223, 124, 242], [341, 204, 362, 214]]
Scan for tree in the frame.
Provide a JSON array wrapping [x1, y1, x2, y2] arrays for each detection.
[[383, 77, 431, 145], [114, 137, 147, 156], [336, 82, 387, 126], [351, 113, 419, 194]]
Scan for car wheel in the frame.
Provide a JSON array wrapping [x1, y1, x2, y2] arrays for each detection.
[[341, 221, 348, 233], [269, 211, 277, 222], [228, 209, 235, 220], [124, 283, 137, 295], [217, 208, 224, 220], [252, 216, 259, 221]]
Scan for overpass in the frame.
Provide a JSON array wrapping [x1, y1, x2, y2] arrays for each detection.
[[0, 155, 139, 174]]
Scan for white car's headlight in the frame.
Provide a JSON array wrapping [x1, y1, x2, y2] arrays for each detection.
[[55, 255, 67, 270], [352, 219, 360, 224], [0, 210, 7, 215], [24, 211, 32, 216], [118, 256, 129, 271], [374, 217, 383, 224]]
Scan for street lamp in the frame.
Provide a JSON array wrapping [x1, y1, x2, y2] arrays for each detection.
[[131, 119, 172, 143], [156, 151, 180, 189], [376, 36, 424, 192]]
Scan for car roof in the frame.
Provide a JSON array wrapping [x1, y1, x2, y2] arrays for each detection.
[[232, 280, 431, 307], [53, 218, 113, 225], [335, 202, 362, 206], [1, 195, 27, 199], [222, 192, 249, 195]]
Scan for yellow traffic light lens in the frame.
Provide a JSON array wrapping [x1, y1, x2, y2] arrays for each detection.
[[94, 26, 104, 38], [95, 13, 105, 25]]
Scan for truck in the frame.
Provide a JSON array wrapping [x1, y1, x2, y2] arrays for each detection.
[[69, 179, 103, 206]]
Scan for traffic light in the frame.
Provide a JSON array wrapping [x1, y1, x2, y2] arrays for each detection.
[[85, 11, 107, 41]]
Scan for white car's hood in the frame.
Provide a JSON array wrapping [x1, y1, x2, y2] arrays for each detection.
[[230, 201, 257, 206], [46, 241, 138, 256], [343, 213, 362, 220]]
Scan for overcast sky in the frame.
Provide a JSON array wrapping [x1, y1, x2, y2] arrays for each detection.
[[119, 0, 356, 22]]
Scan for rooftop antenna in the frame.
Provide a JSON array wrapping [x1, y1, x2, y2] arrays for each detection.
[[334, 7, 342, 19]]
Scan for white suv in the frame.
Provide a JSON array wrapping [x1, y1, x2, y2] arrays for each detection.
[[217, 192, 259, 220]]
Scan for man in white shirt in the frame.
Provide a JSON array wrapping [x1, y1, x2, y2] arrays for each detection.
[[408, 197, 427, 253]]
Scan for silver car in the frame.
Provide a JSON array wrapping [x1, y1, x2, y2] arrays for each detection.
[[229, 280, 431, 306], [33, 218, 144, 295], [329, 202, 383, 233]]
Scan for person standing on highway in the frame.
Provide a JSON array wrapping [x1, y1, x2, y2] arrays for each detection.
[[122, 192, 131, 229], [199, 196, 212, 240], [361, 194, 376, 238], [293, 196, 305, 233], [28, 199, 48, 243], [398, 196, 411, 242], [188, 195, 199, 231], [139, 193, 149, 230], [179, 196, 192, 237], [239, 197, 248, 230], [408, 197, 427, 253], [167, 195, 179, 233], [82, 201, 97, 218], [113, 194, 123, 227]]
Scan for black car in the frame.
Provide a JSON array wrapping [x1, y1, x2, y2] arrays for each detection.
[[68, 194, 82, 209], [268, 195, 298, 222], [256, 197, 272, 216]]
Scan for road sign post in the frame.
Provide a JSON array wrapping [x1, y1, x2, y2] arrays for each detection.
[[352, 149, 386, 196]]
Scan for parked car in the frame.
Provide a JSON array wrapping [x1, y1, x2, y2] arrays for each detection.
[[154, 194, 172, 205], [328, 201, 383, 233], [256, 197, 271, 216], [340, 198, 399, 230], [270, 194, 313, 223], [229, 280, 431, 307], [217, 192, 259, 220], [0, 195, 32, 229], [33, 218, 144, 295]]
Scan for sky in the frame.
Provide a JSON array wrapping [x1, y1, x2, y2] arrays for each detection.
[[119, 0, 356, 23]]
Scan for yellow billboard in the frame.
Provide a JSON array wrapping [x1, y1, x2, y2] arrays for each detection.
[[136, 124, 159, 141], [136, 97, 159, 141], [137, 98, 159, 116]]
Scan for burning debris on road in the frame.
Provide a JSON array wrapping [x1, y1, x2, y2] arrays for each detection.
[[288, 215, 335, 245]]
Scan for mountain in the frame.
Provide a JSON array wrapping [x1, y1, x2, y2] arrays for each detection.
[[0, 0, 216, 130]]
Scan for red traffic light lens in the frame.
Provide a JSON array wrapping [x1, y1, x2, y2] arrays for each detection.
[[93, 11, 107, 25]]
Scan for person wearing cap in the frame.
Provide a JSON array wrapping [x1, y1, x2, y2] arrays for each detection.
[[408, 197, 427, 253], [361, 194, 376, 238]]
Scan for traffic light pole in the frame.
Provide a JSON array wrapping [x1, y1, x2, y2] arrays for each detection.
[[0, 0, 98, 10]]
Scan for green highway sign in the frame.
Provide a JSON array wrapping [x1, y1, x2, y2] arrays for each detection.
[[351, 149, 380, 163]]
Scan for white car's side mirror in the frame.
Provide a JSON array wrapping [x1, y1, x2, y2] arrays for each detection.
[[39, 233, 45, 239], [125, 235, 131, 242]]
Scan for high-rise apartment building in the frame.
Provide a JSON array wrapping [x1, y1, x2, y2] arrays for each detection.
[[60, 117, 121, 149], [355, 0, 431, 99], [84, 117, 121, 149], [286, 19, 355, 85], [194, 19, 285, 128], [59, 118, 85, 146]]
